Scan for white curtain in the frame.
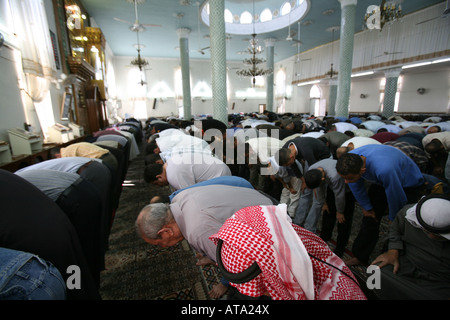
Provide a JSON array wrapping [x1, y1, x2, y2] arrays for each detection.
[[11, 0, 56, 102], [293, 2, 450, 83]]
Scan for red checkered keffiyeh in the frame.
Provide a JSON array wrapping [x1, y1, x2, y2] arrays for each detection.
[[210, 204, 366, 300]]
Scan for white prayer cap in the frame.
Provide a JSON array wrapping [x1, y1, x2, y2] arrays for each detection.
[[406, 195, 450, 239]]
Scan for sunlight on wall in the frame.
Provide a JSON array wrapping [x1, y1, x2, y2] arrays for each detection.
[[106, 61, 117, 98], [127, 68, 147, 119], [275, 68, 286, 96], [192, 81, 212, 98], [254, 76, 265, 87], [133, 100, 147, 119], [174, 67, 183, 98], [148, 81, 175, 99], [34, 92, 55, 139], [235, 87, 266, 99], [127, 68, 147, 98]]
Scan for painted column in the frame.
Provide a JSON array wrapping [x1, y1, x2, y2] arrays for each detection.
[[209, 0, 228, 125], [177, 28, 192, 120], [335, 0, 357, 118], [328, 79, 338, 116], [382, 68, 401, 118], [264, 38, 276, 112]]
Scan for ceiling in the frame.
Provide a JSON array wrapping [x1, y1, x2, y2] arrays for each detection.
[[78, 0, 445, 63]]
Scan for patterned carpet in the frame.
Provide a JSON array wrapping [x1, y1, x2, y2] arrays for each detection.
[[99, 142, 389, 300], [99, 145, 223, 300]]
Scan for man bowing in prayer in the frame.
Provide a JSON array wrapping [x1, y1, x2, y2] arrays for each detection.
[[210, 204, 366, 300]]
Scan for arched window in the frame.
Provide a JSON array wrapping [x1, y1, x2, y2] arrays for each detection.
[[281, 2, 292, 16], [260, 8, 272, 22], [310, 84, 321, 99], [240, 11, 253, 24], [224, 9, 233, 23], [309, 85, 322, 116]]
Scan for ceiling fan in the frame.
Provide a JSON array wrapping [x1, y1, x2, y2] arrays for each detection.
[[416, 0, 450, 25], [293, 22, 311, 80], [374, 51, 403, 58], [285, 10, 301, 44], [114, 0, 161, 32], [194, 1, 209, 55], [373, 22, 402, 59]]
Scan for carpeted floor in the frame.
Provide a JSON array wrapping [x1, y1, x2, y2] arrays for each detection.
[[99, 145, 223, 300], [99, 142, 389, 300]]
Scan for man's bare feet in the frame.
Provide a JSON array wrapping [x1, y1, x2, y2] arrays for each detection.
[[209, 283, 228, 299]]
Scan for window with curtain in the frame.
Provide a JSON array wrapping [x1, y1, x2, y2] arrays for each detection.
[[3, 0, 58, 137], [310, 85, 322, 116], [12, 0, 56, 86], [127, 67, 147, 119]]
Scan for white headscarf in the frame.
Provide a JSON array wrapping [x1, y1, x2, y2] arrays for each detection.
[[405, 195, 450, 240]]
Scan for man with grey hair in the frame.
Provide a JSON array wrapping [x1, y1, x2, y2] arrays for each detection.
[[136, 202, 184, 248], [135, 182, 275, 299], [136, 183, 275, 261]]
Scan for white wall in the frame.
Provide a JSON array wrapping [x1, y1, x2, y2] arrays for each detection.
[[399, 70, 450, 113], [349, 77, 382, 113], [112, 57, 269, 119], [276, 56, 449, 116]]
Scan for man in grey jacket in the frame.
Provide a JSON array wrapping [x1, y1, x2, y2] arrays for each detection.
[[303, 158, 355, 256], [135, 180, 275, 299]]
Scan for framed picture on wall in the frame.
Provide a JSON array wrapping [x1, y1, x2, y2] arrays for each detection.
[[61, 92, 72, 120]]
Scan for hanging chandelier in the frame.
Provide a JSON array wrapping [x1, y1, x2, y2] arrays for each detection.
[[236, 0, 273, 87], [129, 28, 149, 86], [130, 49, 149, 71], [236, 33, 273, 86], [325, 26, 339, 78], [363, 0, 403, 31]]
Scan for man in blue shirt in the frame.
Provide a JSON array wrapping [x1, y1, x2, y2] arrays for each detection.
[[336, 144, 424, 266]]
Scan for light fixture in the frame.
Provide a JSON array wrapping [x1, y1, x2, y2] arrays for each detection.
[[351, 71, 374, 77], [236, 0, 273, 87], [297, 80, 320, 87], [324, 26, 339, 78], [129, 19, 149, 86], [130, 31, 149, 71], [402, 61, 431, 69], [417, 88, 426, 95], [431, 57, 450, 64], [363, 0, 403, 31], [401, 57, 450, 69], [130, 52, 149, 71]]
